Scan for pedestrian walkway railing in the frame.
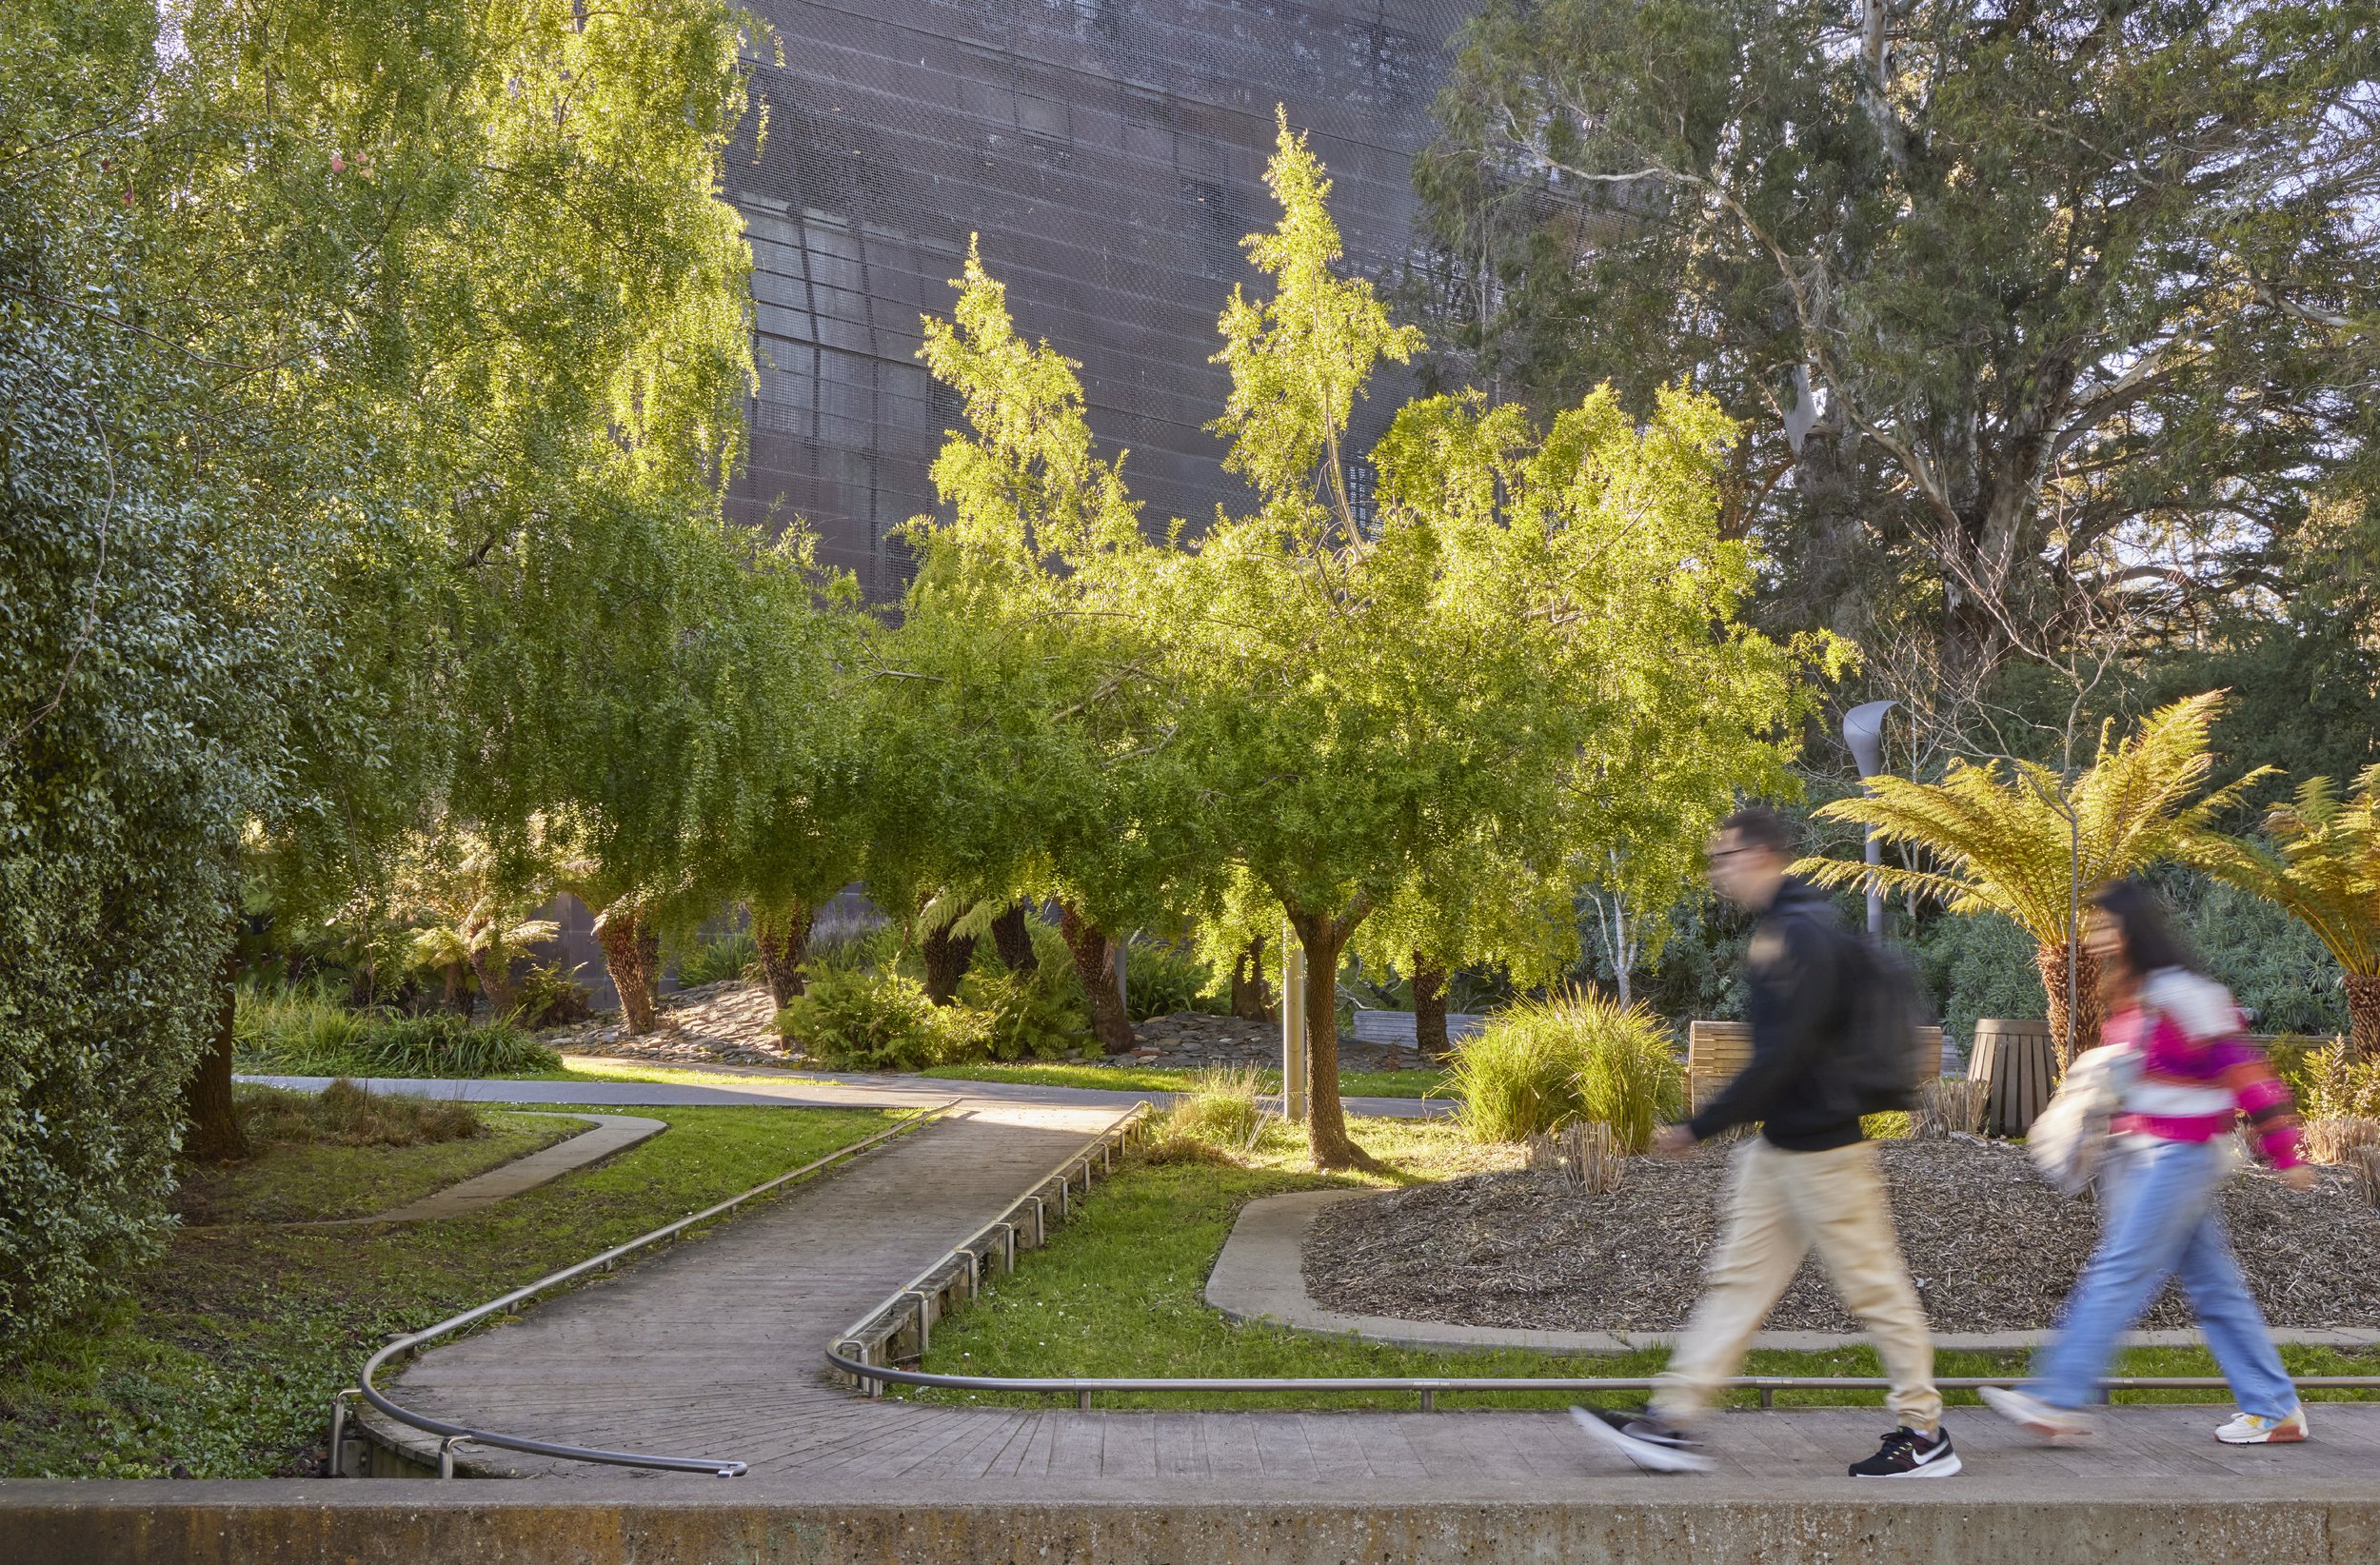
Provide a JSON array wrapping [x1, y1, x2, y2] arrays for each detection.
[[823, 1107, 2380, 1411], [336, 1098, 961, 1478], [829, 1101, 1158, 1390]]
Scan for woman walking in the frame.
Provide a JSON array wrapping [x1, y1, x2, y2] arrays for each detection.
[[1984, 880, 2316, 1446]]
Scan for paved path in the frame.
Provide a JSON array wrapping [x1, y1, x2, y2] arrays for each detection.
[[240, 1062, 1445, 1119], [311, 1115, 668, 1226], [348, 1085, 2380, 1497]]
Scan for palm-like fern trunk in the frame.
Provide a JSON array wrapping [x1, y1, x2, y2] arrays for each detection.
[[2346, 972, 2380, 1062], [753, 901, 813, 1006], [1411, 954, 1449, 1059], [599, 909, 662, 1036], [2034, 941, 2105, 1068]]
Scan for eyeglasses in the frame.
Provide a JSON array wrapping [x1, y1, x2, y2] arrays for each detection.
[[1705, 845, 1753, 864]]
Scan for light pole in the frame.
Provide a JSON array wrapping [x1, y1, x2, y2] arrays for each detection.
[[1843, 700, 1899, 939]]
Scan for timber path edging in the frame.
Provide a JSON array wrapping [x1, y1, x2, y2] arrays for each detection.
[[1210, 1188, 2380, 1354]]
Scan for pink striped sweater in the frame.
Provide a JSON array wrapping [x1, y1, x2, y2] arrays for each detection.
[[2105, 969, 2303, 1170]]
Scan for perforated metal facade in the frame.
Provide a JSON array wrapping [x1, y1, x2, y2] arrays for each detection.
[[725, 1, 1476, 596]]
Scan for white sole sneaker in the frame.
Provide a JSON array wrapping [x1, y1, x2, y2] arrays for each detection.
[[1568, 1406, 1715, 1474], [1979, 1385, 2097, 1445], [2215, 1407, 2310, 1445]]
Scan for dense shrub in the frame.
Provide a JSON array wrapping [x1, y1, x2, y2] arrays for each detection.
[[1448, 989, 1683, 1149], [957, 965, 1088, 1060], [509, 961, 592, 1029], [234, 990, 558, 1078], [670, 927, 758, 988], [1913, 907, 2047, 1061], [1121, 941, 1226, 1020], [778, 969, 962, 1071]]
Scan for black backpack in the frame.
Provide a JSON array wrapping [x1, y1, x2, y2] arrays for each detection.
[[1833, 928, 1930, 1115]]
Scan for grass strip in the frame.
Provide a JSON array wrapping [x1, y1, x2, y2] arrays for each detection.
[[911, 1117, 2380, 1412], [0, 1103, 901, 1479]]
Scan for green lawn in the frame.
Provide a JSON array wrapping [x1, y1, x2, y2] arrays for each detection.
[[171, 1111, 578, 1224], [918, 1060, 1449, 1099], [911, 1116, 2380, 1413], [0, 1102, 902, 1479]]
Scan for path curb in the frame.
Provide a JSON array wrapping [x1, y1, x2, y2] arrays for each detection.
[[1208, 1188, 2380, 1354]]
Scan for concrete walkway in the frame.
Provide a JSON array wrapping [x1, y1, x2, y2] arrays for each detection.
[[12, 1074, 2380, 1562], [1211, 1188, 2380, 1355], [239, 1061, 1447, 1119], [305, 1114, 668, 1226]]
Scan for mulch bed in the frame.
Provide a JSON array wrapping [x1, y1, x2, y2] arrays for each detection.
[[1303, 1138, 2380, 1333]]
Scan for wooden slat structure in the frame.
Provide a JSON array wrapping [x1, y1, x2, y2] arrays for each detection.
[[1971, 1018, 2059, 1136], [1686, 1021, 1943, 1117]]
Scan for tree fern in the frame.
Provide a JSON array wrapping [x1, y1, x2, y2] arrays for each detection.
[[2194, 764, 2380, 1059], [1797, 693, 2268, 1059]]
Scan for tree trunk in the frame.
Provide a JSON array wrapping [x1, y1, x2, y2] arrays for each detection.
[[990, 901, 1038, 973], [1230, 935, 1274, 1021], [466, 942, 516, 1020], [599, 907, 662, 1036], [2345, 972, 2380, 1063], [1288, 910, 1382, 1172], [2035, 940, 2105, 1069], [920, 919, 977, 1005], [1412, 953, 1449, 1059], [753, 901, 814, 1006], [181, 949, 248, 1162], [1060, 902, 1134, 1053]]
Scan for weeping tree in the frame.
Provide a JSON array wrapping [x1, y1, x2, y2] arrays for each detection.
[[2196, 766, 2380, 1060], [1803, 692, 2268, 1062], [878, 241, 1194, 1049], [1161, 117, 1813, 1168]]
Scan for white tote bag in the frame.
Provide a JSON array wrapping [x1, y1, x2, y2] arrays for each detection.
[[2028, 1043, 2137, 1197]]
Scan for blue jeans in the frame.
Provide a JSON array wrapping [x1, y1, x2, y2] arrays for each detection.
[[2032, 1136, 2296, 1417]]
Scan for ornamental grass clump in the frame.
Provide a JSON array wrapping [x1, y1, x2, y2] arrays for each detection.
[[1449, 989, 1682, 1151], [232, 989, 558, 1077], [1161, 1065, 1268, 1154]]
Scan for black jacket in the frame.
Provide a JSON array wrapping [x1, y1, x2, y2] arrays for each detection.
[[1686, 878, 1864, 1152]]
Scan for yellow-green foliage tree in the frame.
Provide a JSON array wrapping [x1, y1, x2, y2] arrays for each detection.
[[1160, 116, 1814, 1168], [2197, 766, 2380, 1060], [1802, 692, 2268, 1061]]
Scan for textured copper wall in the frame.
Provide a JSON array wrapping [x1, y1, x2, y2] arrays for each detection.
[[724, 1, 1475, 597]]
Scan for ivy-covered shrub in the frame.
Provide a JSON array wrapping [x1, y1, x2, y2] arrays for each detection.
[[0, 40, 285, 1338]]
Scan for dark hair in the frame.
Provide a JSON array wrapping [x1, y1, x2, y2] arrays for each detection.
[[1717, 804, 1797, 858], [2090, 879, 2199, 976]]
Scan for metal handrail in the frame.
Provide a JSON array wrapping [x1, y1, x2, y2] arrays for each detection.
[[829, 1101, 1154, 1384], [822, 1354, 2380, 1410], [347, 1098, 961, 1477], [823, 1108, 2380, 1410]]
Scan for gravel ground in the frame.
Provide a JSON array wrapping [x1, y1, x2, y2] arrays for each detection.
[[1303, 1137, 2380, 1333]]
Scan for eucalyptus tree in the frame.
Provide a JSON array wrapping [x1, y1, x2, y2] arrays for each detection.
[[1165, 120, 1813, 1168], [1422, 0, 2380, 694]]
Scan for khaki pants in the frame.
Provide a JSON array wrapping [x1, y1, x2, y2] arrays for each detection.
[[1652, 1138, 1941, 1434]]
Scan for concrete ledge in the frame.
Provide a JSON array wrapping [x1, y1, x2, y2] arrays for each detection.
[[1209, 1188, 2380, 1354], [9, 1485, 2380, 1565]]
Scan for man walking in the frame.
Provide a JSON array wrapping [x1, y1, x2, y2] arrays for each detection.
[[1573, 805, 1957, 1478]]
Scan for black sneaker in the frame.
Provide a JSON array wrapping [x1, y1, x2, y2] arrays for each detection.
[[1569, 1405, 1714, 1473], [1847, 1425, 1961, 1478]]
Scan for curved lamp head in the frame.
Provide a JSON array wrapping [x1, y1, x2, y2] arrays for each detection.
[[1843, 700, 1899, 781]]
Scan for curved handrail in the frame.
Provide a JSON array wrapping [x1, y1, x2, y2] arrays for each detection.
[[828, 1101, 1154, 1378], [353, 1098, 961, 1476], [823, 1106, 2380, 1409], [822, 1351, 2380, 1402]]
